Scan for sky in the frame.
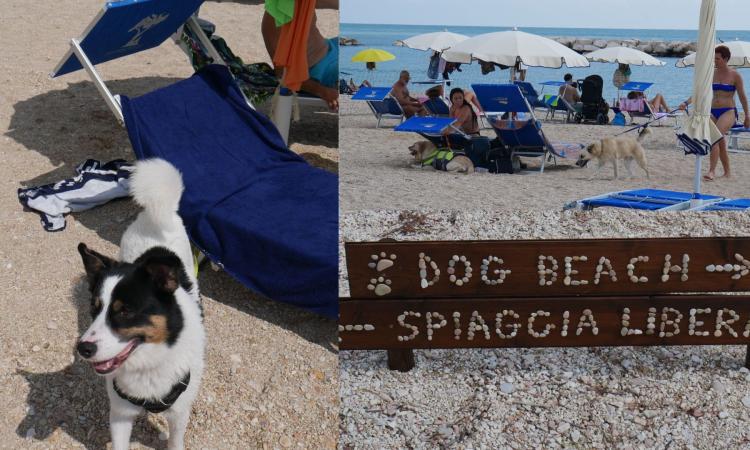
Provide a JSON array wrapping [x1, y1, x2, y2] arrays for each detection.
[[341, 0, 750, 30]]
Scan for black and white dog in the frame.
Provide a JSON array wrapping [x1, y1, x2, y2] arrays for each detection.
[[76, 159, 204, 450]]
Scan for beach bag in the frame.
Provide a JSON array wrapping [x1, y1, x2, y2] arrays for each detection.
[[427, 53, 440, 80], [487, 139, 514, 174], [612, 111, 626, 126], [465, 136, 492, 168]]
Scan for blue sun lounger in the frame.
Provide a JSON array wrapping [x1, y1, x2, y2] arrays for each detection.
[[694, 198, 750, 211], [121, 65, 337, 317], [51, 1, 337, 316], [570, 189, 724, 211], [352, 86, 404, 128], [472, 84, 583, 173]]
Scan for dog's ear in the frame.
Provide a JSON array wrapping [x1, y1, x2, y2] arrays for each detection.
[[78, 243, 116, 290], [137, 248, 189, 295]]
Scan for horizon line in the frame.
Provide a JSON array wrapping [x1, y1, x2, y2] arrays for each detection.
[[340, 21, 748, 33]]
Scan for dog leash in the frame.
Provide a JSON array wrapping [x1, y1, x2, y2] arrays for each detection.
[[613, 108, 682, 136]]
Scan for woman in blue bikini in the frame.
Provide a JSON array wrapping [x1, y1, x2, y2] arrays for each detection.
[[679, 45, 749, 180]]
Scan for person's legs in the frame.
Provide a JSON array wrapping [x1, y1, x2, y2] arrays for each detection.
[[715, 109, 736, 178], [649, 94, 669, 113], [706, 109, 735, 180]]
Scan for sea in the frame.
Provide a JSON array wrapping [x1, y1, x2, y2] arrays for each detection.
[[340, 24, 750, 108]]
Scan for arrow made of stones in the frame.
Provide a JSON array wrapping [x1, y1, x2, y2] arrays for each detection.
[[705, 253, 750, 280]]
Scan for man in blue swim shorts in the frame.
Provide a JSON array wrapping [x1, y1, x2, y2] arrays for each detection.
[[262, 0, 339, 111]]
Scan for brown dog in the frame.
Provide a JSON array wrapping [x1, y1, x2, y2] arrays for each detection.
[[576, 127, 651, 179], [408, 140, 474, 174]]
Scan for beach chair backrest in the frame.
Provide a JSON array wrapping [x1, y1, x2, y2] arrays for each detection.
[[618, 97, 646, 113], [423, 98, 451, 116], [513, 81, 541, 104], [351, 86, 392, 101], [52, 0, 204, 77], [490, 119, 545, 150], [471, 84, 532, 114]]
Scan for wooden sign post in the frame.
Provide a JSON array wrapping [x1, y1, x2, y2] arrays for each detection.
[[340, 238, 750, 371]]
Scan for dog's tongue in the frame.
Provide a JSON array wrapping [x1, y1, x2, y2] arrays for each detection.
[[92, 340, 138, 374]]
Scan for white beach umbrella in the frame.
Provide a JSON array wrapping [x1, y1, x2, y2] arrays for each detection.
[[585, 46, 665, 66], [675, 0, 722, 207], [441, 30, 590, 72], [400, 31, 469, 53], [676, 40, 750, 68]]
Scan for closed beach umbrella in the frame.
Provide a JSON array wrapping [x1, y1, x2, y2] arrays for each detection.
[[351, 48, 396, 63], [401, 31, 469, 52], [676, 40, 750, 68], [442, 30, 589, 71], [585, 46, 665, 66], [675, 0, 722, 206]]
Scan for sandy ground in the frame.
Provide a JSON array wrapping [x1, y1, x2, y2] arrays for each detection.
[[340, 96, 750, 212], [1, 1, 338, 449], [339, 210, 750, 449]]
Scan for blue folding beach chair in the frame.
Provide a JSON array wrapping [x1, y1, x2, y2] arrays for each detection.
[[472, 84, 584, 173], [571, 189, 724, 211], [121, 65, 337, 317], [728, 125, 750, 154], [352, 86, 405, 128]]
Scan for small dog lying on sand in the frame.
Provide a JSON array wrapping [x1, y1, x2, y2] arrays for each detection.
[[409, 140, 474, 174], [576, 127, 651, 179]]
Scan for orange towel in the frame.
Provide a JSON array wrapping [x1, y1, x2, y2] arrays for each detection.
[[273, 0, 315, 92]]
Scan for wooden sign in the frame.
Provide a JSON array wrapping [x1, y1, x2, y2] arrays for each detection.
[[341, 238, 750, 371], [339, 295, 750, 350], [345, 238, 750, 299]]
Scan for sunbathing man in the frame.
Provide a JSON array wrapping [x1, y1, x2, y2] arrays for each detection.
[[261, 0, 339, 111], [558, 73, 581, 105], [391, 70, 427, 118]]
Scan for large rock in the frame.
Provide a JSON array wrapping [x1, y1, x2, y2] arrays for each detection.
[[583, 44, 599, 52], [573, 43, 586, 52], [606, 40, 622, 48], [578, 38, 594, 45], [637, 42, 653, 53], [557, 37, 574, 47], [622, 39, 639, 47], [339, 36, 361, 46], [652, 41, 669, 55], [593, 39, 608, 48]]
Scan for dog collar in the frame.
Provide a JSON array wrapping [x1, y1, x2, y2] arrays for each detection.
[[113, 372, 190, 413]]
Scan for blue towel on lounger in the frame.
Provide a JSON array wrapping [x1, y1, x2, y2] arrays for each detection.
[[120, 65, 337, 317]]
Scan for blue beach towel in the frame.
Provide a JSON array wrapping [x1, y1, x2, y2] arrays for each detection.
[[120, 65, 338, 317]]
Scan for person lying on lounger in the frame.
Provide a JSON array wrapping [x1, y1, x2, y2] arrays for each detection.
[[391, 70, 427, 118], [627, 90, 670, 113], [261, 0, 339, 111]]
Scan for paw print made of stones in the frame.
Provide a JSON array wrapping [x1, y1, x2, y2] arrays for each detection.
[[366, 252, 397, 296], [367, 276, 392, 296]]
